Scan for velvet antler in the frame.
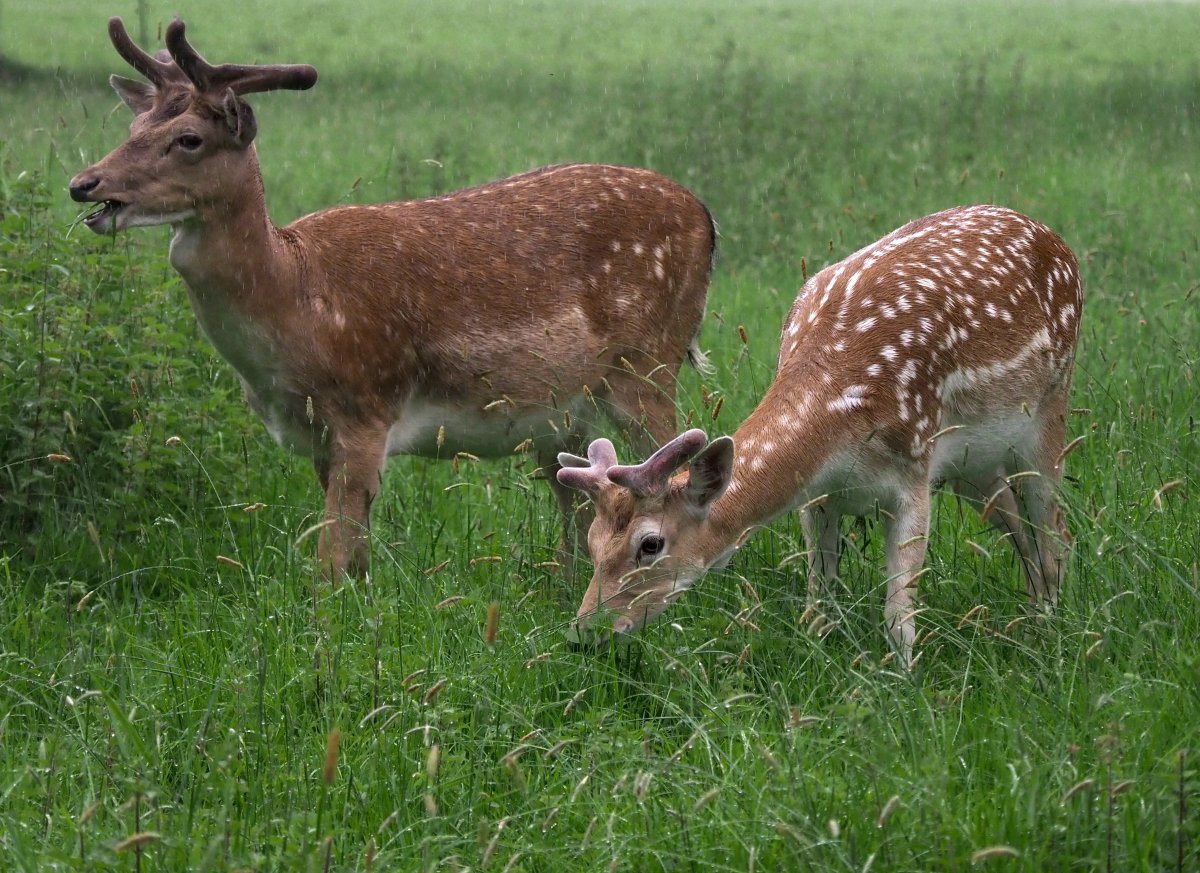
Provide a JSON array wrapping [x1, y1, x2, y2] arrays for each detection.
[[556, 438, 620, 495], [605, 429, 709, 497], [108, 17, 318, 94]]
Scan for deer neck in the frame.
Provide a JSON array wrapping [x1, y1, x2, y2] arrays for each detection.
[[167, 149, 301, 383], [700, 379, 831, 565], [168, 149, 292, 306]]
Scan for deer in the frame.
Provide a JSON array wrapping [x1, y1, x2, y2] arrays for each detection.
[[557, 205, 1082, 666], [68, 17, 717, 578]]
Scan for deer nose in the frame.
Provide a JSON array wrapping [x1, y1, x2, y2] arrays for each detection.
[[69, 174, 101, 202], [565, 619, 610, 650]]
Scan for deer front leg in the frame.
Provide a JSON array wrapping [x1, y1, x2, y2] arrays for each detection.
[[314, 425, 388, 578], [883, 489, 931, 668]]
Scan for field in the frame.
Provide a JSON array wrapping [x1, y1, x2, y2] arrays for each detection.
[[2, 0, 1198, 869]]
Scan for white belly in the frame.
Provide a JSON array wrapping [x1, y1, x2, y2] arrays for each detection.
[[387, 396, 583, 458], [929, 411, 1039, 482], [804, 452, 916, 516], [800, 410, 1040, 517]]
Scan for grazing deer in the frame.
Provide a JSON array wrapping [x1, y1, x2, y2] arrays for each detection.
[[558, 206, 1082, 665], [68, 18, 716, 577]]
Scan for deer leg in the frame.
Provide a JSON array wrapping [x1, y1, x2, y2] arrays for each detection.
[[539, 445, 592, 576], [1008, 396, 1072, 610], [883, 488, 931, 668], [315, 425, 388, 579], [799, 505, 841, 633], [604, 358, 682, 452], [952, 470, 1041, 591]]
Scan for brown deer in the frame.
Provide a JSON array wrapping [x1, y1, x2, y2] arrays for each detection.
[[558, 206, 1082, 665], [68, 18, 716, 577]]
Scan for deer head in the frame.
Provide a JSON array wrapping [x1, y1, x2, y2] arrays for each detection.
[[69, 17, 317, 233], [557, 429, 735, 644]]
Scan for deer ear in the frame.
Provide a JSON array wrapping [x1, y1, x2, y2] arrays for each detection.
[[221, 89, 258, 147], [110, 74, 156, 114], [685, 437, 735, 514]]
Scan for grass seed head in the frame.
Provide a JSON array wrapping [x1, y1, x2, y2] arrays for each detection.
[[570, 774, 591, 804], [970, 846, 1021, 863], [1110, 778, 1135, 798], [1061, 778, 1095, 804], [1153, 479, 1184, 509], [876, 794, 900, 828], [484, 600, 500, 645], [114, 832, 161, 851], [580, 815, 598, 848], [633, 770, 653, 802], [957, 604, 988, 628], [693, 787, 720, 812], [323, 727, 341, 785], [423, 678, 449, 705], [564, 687, 587, 716]]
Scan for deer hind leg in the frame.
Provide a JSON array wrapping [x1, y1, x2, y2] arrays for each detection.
[[315, 425, 388, 579], [1007, 394, 1073, 610], [539, 443, 592, 577], [883, 487, 932, 668], [952, 470, 1041, 592], [603, 352, 683, 452], [799, 505, 841, 635]]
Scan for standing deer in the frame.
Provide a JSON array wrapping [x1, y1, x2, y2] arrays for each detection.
[[558, 206, 1082, 665], [68, 18, 716, 577]]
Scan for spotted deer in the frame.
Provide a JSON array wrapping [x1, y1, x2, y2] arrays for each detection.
[[559, 205, 1082, 664], [68, 18, 717, 577]]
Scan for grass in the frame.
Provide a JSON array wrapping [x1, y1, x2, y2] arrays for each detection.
[[2, 0, 1199, 870]]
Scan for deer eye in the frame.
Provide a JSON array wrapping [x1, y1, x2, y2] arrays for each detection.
[[175, 133, 203, 151], [637, 534, 665, 564]]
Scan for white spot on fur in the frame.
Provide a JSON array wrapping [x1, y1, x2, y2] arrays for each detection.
[[827, 384, 870, 413]]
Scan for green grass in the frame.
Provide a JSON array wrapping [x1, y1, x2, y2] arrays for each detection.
[[2, 0, 1199, 870]]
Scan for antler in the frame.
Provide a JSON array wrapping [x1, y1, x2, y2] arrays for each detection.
[[606, 429, 709, 497], [108, 17, 181, 86], [108, 17, 318, 95], [556, 438, 619, 494], [164, 18, 318, 94]]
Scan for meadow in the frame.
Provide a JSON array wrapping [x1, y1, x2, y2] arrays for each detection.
[[1, 0, 1198, 869]]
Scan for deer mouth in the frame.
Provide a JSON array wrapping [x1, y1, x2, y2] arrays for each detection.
[[81, 199, 126, 231]]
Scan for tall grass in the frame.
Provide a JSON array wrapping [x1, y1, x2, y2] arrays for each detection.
[[1, 1, 1198, 870]]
